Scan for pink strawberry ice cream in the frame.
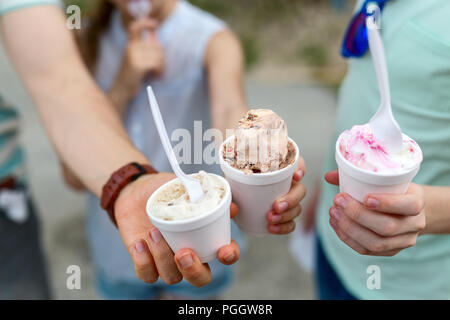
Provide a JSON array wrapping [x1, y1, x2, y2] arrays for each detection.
[[338, 124, 422, 173]]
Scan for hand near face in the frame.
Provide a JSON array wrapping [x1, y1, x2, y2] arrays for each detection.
[[117, 18, 165, 96], [325, 170, 426, 256]]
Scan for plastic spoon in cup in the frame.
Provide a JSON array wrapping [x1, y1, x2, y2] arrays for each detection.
[[127, 0, 152, 39], [366, 14, 403, 153], [146, 86, 205, 203]]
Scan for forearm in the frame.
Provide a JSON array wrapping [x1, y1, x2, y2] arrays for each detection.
[[207, 30, 248, 135], [422, 185, 450, 234], [211, 93, 248, 136], [108, 66, 140, 115], [39, 76, 148, 196], [1, 6, 148, 196]]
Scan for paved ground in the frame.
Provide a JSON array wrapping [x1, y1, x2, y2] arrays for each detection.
[[0, 43, 337, 299]]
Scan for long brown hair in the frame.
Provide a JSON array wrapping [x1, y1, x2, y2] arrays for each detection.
[[77, 0, 115, 72]]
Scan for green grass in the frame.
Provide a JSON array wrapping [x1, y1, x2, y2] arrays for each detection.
[[189, 0, 234, 18], [298, 43, 328, 67], [64, 0, 93, 12], [240, 34, 260, 70]]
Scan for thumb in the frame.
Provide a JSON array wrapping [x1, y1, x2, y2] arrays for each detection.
[[324, 169, 339, 186]]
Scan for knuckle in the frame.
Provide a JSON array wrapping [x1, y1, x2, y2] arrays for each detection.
[[347, 207, 361, 222], [288, 221, 296, 233], [338, 219, 349, 234], [383, 197, 395, 210], [407, 236, 417, 248], [416, 216, 426, 231], [382, 221, 398, 236], [369, 241, 385, 253], [413, 200, 424, 215], [357, 247, 370, 256], [335, 227, 348, 242]]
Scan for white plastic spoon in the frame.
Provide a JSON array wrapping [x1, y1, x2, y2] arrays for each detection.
[[367, 14, 403, 153], [147, 86, 205, 203], [127, 0, 152, 39]]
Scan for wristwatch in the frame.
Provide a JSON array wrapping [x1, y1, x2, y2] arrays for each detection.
[[100, 162, 158, 226]]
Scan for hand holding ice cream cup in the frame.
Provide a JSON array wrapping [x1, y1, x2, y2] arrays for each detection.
[[139, 87, 239, 287], [326, 123, 426, 256], [220, 109, 306, 236], [146, 171, 233, 263]]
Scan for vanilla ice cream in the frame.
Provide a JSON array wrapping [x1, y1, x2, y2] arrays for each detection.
[[149, 171, 226, 221], [223, 109, 295, 173], [338, 124, 422, 173]]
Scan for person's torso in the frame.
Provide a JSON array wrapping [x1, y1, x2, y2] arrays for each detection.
[[317, 0, 450, 299], [89, 0, 229, 281]]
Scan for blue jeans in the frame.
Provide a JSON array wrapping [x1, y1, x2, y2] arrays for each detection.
[[96, 263, 234, 300], [315, 236, 356, 300]]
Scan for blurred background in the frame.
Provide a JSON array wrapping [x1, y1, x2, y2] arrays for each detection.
[[0, 0, 356, 299]]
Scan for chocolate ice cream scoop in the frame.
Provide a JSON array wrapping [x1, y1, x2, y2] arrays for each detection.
[[227, 109, 292, 173]]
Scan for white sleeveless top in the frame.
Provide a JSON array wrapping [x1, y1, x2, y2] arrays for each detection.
[[86, 1, 242, 282], [95, 0, 225, 174]]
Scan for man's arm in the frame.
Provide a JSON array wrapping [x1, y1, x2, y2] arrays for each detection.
[[1, 6, 148, 196], [0, 5, 240, 286], [205, 29, 248, 135]]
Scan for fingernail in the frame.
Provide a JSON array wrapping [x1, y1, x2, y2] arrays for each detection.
[[330, 207, 342, 220], [223, 250, 235, 263], [277, 201, 289, 213], [135, 240, 145, 253], [335, 196, 347, 209], [150, 228, 163, 244], [270, 213, 282, 223], [366, 197, 379, 208], [178, 252, 194, 269], [297, 170, 304, 179]]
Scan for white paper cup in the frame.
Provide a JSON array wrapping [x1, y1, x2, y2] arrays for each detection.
[[219, 136, 299, 236], [335, 137, 422, 203], [146, 174, 231, 263]]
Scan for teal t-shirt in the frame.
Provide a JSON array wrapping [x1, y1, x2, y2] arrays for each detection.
[[0, 0, 62, 179], [317, 0, 450, 299], [0, 0, 61, 15]]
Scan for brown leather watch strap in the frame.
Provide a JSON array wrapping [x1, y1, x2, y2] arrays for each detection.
[[100, 162, 158, 226]]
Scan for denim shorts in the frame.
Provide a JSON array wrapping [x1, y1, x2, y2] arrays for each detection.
[[95, 262, 234, 300]]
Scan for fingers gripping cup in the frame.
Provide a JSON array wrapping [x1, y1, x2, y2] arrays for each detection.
[[335, 124, 423, 202], [146, 171, 231, 263]]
